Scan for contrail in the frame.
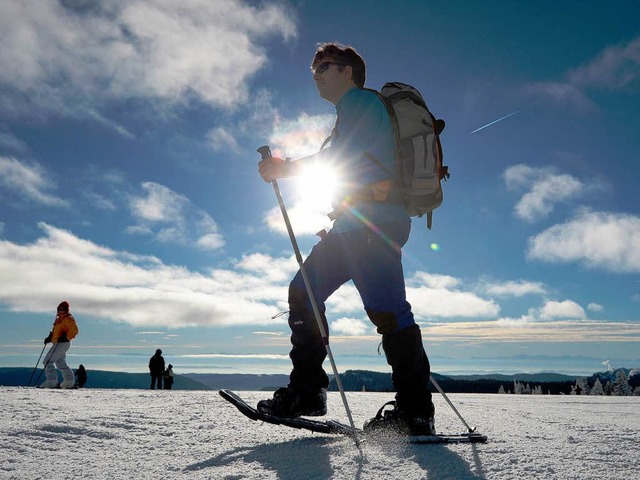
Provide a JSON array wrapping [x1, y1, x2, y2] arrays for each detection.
[[471, 110, 520, 134]]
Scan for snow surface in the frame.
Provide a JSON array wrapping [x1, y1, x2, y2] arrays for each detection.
[[1, 387, 638, 479]]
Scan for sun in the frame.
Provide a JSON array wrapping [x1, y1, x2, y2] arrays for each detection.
[[295, 164, 337, 213]]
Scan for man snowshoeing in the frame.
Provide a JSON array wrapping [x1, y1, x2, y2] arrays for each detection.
[[256, 42, 435, 436]]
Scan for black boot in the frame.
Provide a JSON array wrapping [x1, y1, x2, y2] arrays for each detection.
[[363, 400, 436, 436], [382, 324, 435, 418], [257, 386, 327, 418]]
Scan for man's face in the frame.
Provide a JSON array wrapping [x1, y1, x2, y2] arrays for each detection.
[[313, 56, 352, 104]]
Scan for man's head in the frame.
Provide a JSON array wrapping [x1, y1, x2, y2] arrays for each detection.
[[57, 301, 69, 313], [311, 42, 366, 104]]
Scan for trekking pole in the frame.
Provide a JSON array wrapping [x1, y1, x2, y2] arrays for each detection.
[[430, 375, 476, 433], [27, 344, 47, 387], [34, 343, 58, 387], [258, 146, 361, 447]]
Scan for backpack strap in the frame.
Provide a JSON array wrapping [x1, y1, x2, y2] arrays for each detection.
[[320, 131, 333, 150], [361, 87, 404, 192]]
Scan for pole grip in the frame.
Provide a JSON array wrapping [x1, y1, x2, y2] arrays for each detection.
[[257, 145, 271, 160]]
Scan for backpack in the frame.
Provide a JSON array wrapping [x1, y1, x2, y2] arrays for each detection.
[[371, 82, 449, 229]]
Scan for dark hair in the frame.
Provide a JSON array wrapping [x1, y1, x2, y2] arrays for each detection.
[[57, 301, 69, 312], [311, 42, 366, 87]]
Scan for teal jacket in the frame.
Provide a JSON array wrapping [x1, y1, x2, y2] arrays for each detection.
[[326, 87, 408, 232]]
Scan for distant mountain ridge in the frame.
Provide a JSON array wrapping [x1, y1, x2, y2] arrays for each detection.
[[447, 372, 579, 382], [2, 368, 635, 393], [0, 367, 210, 390], [183, 373, 290, 391]]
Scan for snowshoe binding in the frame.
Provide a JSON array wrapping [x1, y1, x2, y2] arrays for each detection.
[[364, 400, 436, 437], [257, 386, 327, 418]]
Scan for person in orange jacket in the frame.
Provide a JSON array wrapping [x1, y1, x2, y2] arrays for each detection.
[[39, 301, 79, 389]]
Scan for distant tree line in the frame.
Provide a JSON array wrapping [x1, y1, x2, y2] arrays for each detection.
[[327, 370, 577, 394], [328, 368, 640, 396], [570, 369, 639, 396], [498, 369, 640, 395]]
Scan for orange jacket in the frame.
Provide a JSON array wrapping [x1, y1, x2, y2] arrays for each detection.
[[51, 312, 79, 343]]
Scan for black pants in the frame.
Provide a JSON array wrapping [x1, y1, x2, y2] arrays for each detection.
[[289, 315, 434, 417], [150, 373, 163, 390]]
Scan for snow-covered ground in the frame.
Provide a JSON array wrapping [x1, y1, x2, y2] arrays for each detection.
[[1, 387, 638, 480]]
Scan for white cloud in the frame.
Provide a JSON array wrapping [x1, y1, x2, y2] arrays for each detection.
[[503, 164, 585, 222], [0, 0, 297, 123], [269, 113, 335, 160], [483, 280, 548, 297], [325, 285, 363, 314], [236, 253, 298, 283], [407, 272, 500, 319], [587, 303, 604, 313], [523, 81, 594, 112], [195, 233, 225, 251], [2, 223, 635, 348], [428, 319, 640, 344], [410, 272, 461, 290], [207, 127, 239, 152], [83, 191, 117, 212], [130, 182, 188, 223], [528, 211, 640, 273], [0, 156, 69, 207], [539, 300, 586, 320], [523, 35, 640, 110], [128, 181, 224, 250], [568, 36, 640, 90], [0, 223, 279, 328], [0, 132, 29, 154], [264, 204, 333, 236], [331, 317, 371, 336]]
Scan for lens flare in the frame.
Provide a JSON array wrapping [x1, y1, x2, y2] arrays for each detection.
[[430, 243, 440, 252], [296, 164, 336, 212]]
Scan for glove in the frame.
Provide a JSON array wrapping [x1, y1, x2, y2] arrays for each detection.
[[59, 332, 69, 342], [44, 333, 53, 344]]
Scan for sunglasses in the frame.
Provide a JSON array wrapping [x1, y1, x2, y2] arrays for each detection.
[[313, 61, 348, 75]]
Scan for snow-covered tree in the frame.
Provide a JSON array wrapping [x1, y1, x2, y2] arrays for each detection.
[[613, 370, 632, 396], [591, 378, 605, 395], [576, 378, 590, 395], [498, 385, 506, 394], [604, 380, 614, 396], [633, 386, 640, 396], [532, 385, 543, 395], [513, 380, 524, 395]]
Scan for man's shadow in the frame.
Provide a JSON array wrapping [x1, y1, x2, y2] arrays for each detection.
[[383, 440, 487, 480], [185, 436, 338, 480], [185, 435, 486, 480]]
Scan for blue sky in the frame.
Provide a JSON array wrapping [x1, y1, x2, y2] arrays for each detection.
[[1, 0, 639, 376]]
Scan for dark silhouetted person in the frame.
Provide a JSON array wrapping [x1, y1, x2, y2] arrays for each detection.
[[75, 364, 87, 388], [148, 349, 165, 390], [163, 364, 174, 390]]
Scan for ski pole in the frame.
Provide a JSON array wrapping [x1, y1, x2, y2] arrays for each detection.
[[34, 342, 58, 387], [27, 344, 47, 387], [257, 145, 360, 447], [430, 375, 476, 433]]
